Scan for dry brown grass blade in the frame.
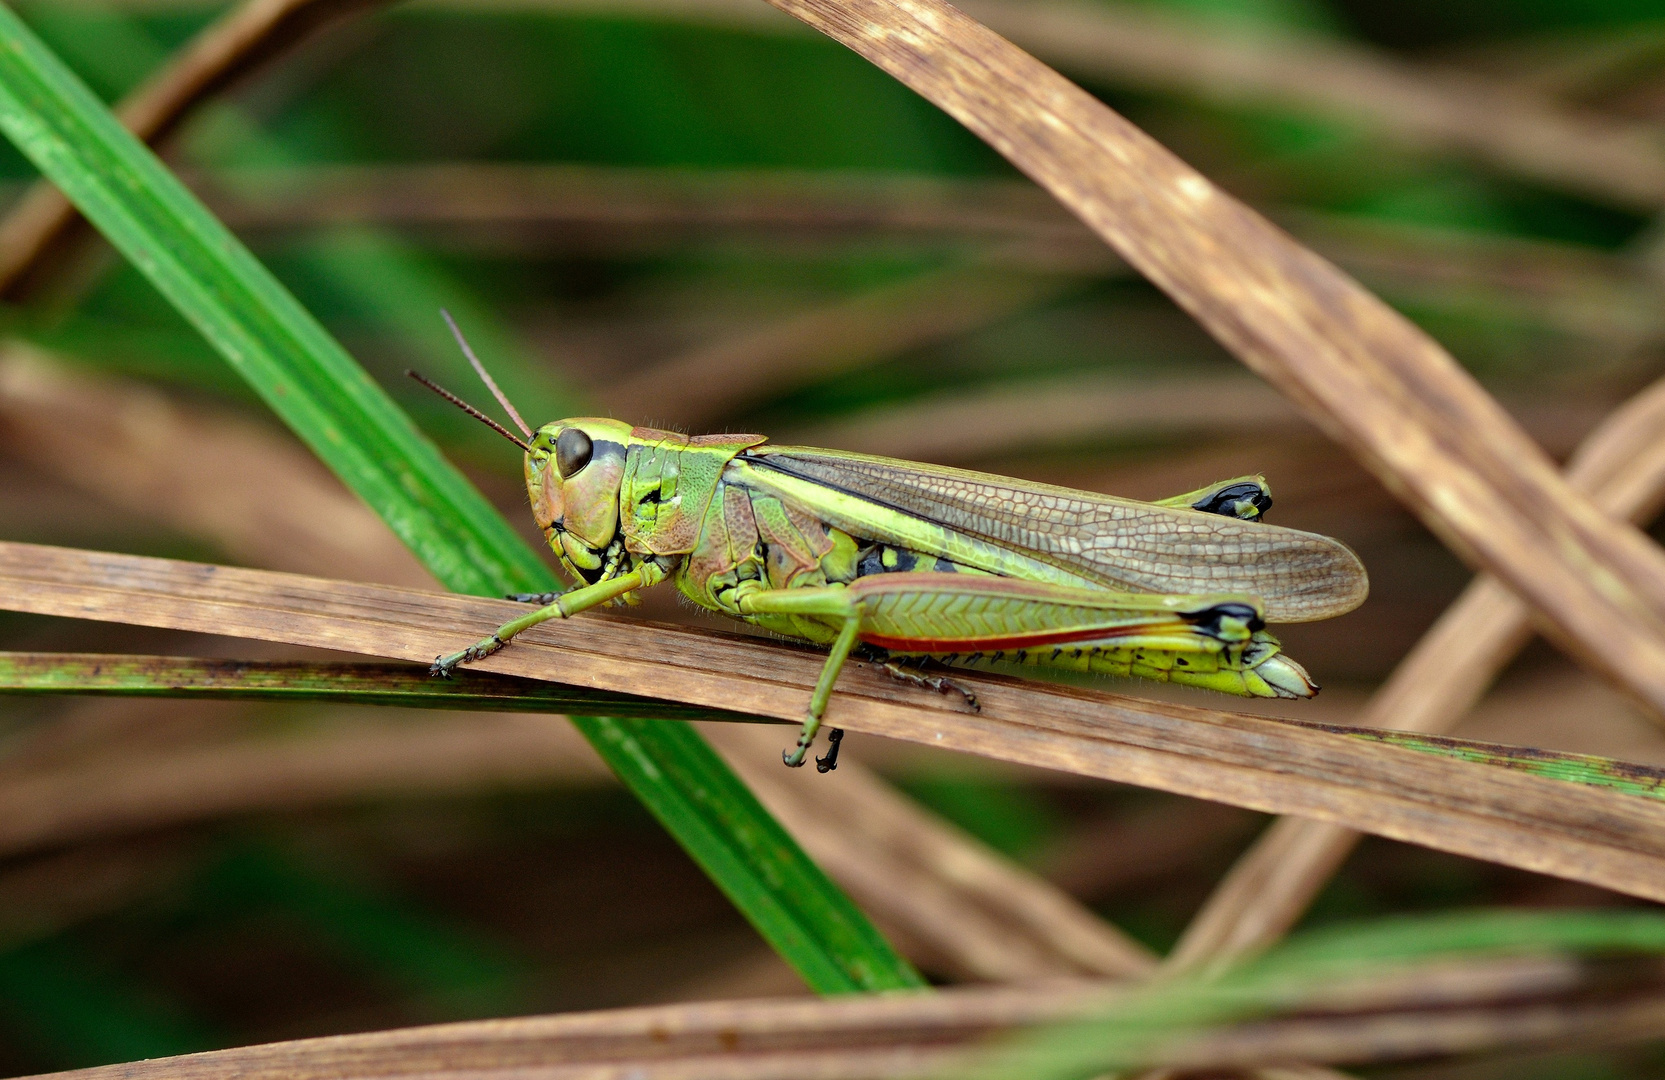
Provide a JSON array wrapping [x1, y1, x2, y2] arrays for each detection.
[[756, 0, 1665, 721], [0, 343, 432, 586], [706, 722, 1156, 980], [0, 0, 388, 296], [603, 262, 1081, 426], [1170, 374, 1665, 972], [23, 957, 1665, 1080], [20, 983, 1062, 1080], [11, 542, 1665, 903]]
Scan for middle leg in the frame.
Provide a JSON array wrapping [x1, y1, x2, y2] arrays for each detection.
[[738, 585, 865, 768]]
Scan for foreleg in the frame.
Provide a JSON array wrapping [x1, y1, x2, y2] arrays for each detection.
[[433, 561, 669, 676]]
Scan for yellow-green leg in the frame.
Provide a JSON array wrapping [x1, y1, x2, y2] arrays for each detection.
[[738, 586, 864, 769], [431, 563, 664, 676], [783, 615, 861, 768]]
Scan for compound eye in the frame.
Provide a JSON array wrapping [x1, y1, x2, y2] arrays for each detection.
[[555, 428, 593, 478]]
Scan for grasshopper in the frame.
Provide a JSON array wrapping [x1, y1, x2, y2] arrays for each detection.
[[413, 321, 1367, 771]]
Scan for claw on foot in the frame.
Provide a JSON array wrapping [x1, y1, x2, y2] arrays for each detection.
[[815, 728, 844, 772], [783, 711, 820, 768], [429, 635, 503, 678]]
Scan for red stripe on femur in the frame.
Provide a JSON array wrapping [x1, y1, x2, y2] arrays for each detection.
[[859, 622, 1182, 654]]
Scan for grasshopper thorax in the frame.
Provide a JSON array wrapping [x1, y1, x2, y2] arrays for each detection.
[[527, 417, 633, 583]]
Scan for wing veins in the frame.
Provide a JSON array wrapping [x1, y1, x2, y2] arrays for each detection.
[[746, 447, 1367, 622]]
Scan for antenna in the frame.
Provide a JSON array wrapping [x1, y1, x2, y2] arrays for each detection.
[[441, 309, 533, 438], [406, 370, 532, 452]]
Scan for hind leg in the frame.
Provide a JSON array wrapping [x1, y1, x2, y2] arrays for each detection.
[[881, 657, 980, 711]]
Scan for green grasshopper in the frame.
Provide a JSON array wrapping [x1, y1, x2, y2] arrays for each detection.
[[413, 324, 1366, 771]]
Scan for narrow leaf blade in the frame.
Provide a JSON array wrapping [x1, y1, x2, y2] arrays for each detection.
[[0, 7, 919, 994]]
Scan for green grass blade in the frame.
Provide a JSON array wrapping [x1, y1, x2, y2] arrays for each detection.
[[1266, 907, 1665, 968], [589, 716, 918, 993], [1307, 722, 1665, 803], [0, 5, 919, 994], [0, 652, 758, 721], [12, 651, 1665, 815]]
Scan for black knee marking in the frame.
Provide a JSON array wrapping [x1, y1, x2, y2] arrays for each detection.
[[1189, 602, 1264, 638], [1192, 482, 1273, 521]]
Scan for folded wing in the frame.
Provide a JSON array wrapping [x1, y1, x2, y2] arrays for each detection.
[[745, 446, 1367, 622]]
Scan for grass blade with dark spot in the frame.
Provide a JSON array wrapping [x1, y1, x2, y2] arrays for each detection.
[[0, 652, 758, 721]]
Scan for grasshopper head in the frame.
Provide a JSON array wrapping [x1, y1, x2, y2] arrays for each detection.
[[527, 418, 632, 583], [404, 319, 637, 586]]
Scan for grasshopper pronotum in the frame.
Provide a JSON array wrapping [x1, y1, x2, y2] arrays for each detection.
[[415, 318, 1367, 772]]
